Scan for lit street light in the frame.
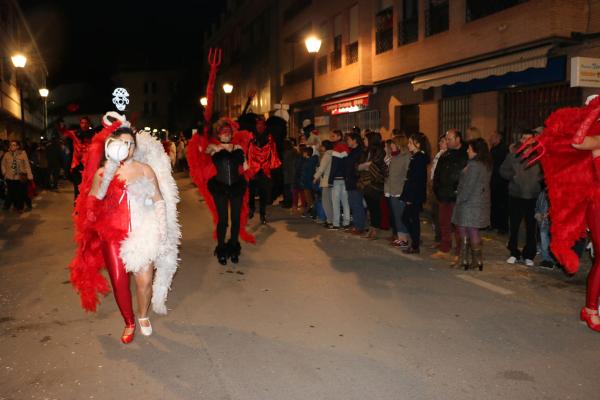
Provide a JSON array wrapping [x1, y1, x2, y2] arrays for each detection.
[[222, 83, 233, 116], [304, 36, 321, 100], [200, 96, 208, 106], [12, 53, 28, 138], [39, 88, 49, 134]]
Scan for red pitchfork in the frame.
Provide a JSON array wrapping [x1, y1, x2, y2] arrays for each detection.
[[203, 48, 223, 134], [517, 136, 546, 166]]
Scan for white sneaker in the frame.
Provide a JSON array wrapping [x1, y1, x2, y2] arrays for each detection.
[[524, 259, 534, 267], [506, 256, 518, 264], [138, 317, 152, 336]]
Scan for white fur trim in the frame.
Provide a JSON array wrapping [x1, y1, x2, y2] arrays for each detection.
[[119, 132, 181, 314]]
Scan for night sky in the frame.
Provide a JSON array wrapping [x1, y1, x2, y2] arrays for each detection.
[[20, 0, 226, 85]]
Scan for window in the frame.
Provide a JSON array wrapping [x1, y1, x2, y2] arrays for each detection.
[[375, 7, 393, 54], [151, 81, 157, 94], [333, 110, 379, 133], [439, 96, 470, 137], [425, 0, 449, 37], [144, 82, 149, 94], [152, 101, 158, 116], [399, 0, 418, 45], [143, 102, 149, 115], [318, 55, 328, 75], [466, 0, 527, 22], [347, 4, 359, 65], [331, 14, 342, 70]]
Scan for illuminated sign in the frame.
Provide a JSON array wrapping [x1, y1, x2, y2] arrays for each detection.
[[571, 57, 600, 88], [322, 92, 369, 115]]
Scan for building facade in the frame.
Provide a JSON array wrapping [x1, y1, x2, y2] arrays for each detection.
[[0, 0, 48, 141], [206, 0, 600, 146]]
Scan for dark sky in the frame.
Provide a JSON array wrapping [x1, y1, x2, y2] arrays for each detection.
[[20, 0, 226, 85]]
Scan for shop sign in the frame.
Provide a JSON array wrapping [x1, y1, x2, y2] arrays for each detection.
[[322, 93, 369, 115], [571, 57, 600, 88]]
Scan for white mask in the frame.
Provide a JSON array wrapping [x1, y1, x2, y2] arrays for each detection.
[[105, 138, 133, 162]]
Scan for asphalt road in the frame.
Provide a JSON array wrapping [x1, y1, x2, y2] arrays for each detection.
[[0, 176, 598, 400]]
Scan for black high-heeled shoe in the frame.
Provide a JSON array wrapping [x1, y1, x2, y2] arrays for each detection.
[[227, 241, 241, 264], [214, 245, 228, 265]]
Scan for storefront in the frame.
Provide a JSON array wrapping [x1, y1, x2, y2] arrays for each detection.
[[320, 91, 380, 133]]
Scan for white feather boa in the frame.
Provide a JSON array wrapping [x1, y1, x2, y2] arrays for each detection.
[[119, 132, 181, 314]]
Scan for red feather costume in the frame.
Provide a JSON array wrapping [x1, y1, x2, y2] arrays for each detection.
[[523, 96, 600, 332], [69, 119, 125, 311], [187, 48, 256, 244]]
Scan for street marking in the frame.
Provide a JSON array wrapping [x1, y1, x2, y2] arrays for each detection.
[[456, 274, 514, 296]]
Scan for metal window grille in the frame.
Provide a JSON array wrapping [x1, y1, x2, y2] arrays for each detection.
[[318, 55, 328, 75], [334, 113, 356, 133], [439, 96, 471, 137], [375, 7, 393, 54], [501, 83, 581, 143], [331, 35, 342, 70], [425, 0, 449, 37], [346, 42, 358, 65], [357, 110, 381, 132]]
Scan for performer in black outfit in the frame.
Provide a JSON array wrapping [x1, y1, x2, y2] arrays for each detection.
[[205, 119, 249, 265]]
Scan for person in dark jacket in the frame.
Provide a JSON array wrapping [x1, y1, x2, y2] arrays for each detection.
[[500, 130, 542, 267], [401, 133, 430, 254], [431, 129, 468, 259], [452, 138, 492, 270], [489, 131, 509, 234], [281, 139, 299, 208], [300, 146, 319, 218], [357, 132, 386, 239], [344, 132, 366, 233], [328, 130, 350, 229]]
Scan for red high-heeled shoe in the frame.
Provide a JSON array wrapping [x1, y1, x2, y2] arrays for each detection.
[[580, 307, 600, 333], [121, 324, 136, 344]]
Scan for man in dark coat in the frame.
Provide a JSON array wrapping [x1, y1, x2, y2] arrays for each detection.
[[431, 129, 468, 259], [489, 131, 509, 234]]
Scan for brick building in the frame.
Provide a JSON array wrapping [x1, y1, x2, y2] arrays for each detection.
[[206, 0, 600, 145], [0, 0, 47, 141]]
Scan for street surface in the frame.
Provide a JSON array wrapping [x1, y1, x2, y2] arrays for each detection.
[[1, 176, 599, 400]]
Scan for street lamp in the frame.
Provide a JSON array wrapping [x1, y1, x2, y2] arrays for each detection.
[[222, 83, 233, 116], [11, 53, 28, 138], [200, 96, 208, 106], [39, 88, 49, 135], [304, 36, 321, 100]]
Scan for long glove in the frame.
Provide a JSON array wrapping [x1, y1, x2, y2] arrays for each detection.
[[154, 200, 168, 253]]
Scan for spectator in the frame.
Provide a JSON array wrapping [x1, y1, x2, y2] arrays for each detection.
[[46, 138, 62, 190], [1, 140, 33, 212], [500, 130, 542, 267], [489, 131, 509, 234], [313, 140, 334, 227], [384, 134, 411, 248], [292, 144, 306, 213], [281, 139, 299, 209], [535, 185, 555, 269], [357, 131, 386, 239], [451, 138, 492, 270], [430, 135, 447, 245], [344, 132, 367, 234], [176, 136, 187, 172], [400, 133, 430, 254], [431, 129, 468, 260], [300, 146, 318, 218], [328, 130, 351, 229]]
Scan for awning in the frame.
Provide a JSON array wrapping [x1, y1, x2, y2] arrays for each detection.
[[411, 45, 553, 90], [322, 92, 370, 115]]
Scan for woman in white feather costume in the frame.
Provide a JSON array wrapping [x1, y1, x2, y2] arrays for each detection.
[[69, 112, 180, 344]]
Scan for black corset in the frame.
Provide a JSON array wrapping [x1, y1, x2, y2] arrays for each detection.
[[212, 148, 244, 185]]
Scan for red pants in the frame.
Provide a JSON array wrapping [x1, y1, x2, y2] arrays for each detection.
[[438, 202, 460, 254], [587, 201, 600, 310], [101, 241, 134, 326]]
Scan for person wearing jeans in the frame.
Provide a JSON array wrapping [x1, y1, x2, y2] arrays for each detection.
[[344, 132, 367, 233], [327, 130, 350, 229], [313, 140, 334, 226], [384, 135, 411, 247]]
